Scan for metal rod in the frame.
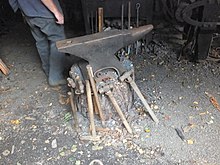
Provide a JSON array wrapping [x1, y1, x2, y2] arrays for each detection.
[[91, 11, 94, 33], [135, 3, 141, 55], [128, 1, 131, 29], [136, 3, 140, 27], [121, 3, 124, 30], [95, 10, 98, 33]]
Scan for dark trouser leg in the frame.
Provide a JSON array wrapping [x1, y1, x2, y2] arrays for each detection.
[[36, 39, 50, 76], [39, 19, 66, 86], [24, 17, 50, 76], [48, 41, 65, 85], [24, 17, 66, 86]]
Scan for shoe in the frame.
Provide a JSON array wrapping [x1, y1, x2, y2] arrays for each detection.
[[48, 78, 67, 86]]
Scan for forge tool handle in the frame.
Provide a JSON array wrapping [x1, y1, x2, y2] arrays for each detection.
[[69, 89, 79, 130], [106, 91, 133, 134], [129, 78, 159, 124], [86, 80, 96, 137], [120, 71, 159, 124], [86, 65, 105, 125]]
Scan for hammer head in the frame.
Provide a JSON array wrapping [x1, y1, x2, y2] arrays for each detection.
[[98, 84, 114, 94], [119, 69, 134, 82]]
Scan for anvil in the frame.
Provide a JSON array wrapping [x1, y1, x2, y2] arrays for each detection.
[[56, 25, 153, 75]]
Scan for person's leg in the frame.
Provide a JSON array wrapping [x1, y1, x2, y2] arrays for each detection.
[[39, 18, 66, 86], [24, 17, 50, 76]]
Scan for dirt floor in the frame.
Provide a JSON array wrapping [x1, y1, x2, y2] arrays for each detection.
[[0, 22, 220, 165]]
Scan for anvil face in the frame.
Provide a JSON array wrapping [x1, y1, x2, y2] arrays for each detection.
[[56, 25, 153, 75]]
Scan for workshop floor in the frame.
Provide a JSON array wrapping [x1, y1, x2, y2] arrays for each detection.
[[0, 22, 220, 165]]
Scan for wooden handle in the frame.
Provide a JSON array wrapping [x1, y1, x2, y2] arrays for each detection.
[[86, 80, 96, 137], [98, 7, 104, 32], [0, 59, 9, 75], [106, 91, 133, 134], [70, 89, 79, 130], [86, 65, 105, 125]]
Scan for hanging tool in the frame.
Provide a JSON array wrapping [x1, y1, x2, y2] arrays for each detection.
[[135, 3, 141, 55], [121, 3, 124, 30], [120, 70, 159, 124], [98, 7, 104, 32], [95, 10, 98, 33], [127, 1, 132, 54], [136, 3, 140, 28], [90, 11, 94, 34], [86, 65, 105, 126], [128, 1, 131, 29]]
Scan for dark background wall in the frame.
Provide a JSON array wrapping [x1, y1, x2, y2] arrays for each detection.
[[0, 0, 85, 35]]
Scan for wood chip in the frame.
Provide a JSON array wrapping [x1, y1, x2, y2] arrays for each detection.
[[187, 139, 194, 145], [209, 96, 220, 111], [205, 92, 220, 111], [96, 127, 111, 132]]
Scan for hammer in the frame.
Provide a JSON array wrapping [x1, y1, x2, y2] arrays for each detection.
[[99, 84, 133, 134], [86, 65, 105, 126], [120, 70, 159, 124], [79, 80, 101, 141]]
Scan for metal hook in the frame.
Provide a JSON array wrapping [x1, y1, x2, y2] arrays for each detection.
[[136, 3, 140, 10]]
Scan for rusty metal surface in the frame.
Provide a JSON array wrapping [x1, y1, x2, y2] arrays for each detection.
[[57, 25, 153, 75]]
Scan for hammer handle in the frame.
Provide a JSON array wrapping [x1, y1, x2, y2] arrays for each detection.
[[129, 77, 159, 124], [98, 8, 103, 32], [70, 88, 79, 130], [106, 91, 133, 134], [86, 80, 96, 136], [86, 65, 105, 125]]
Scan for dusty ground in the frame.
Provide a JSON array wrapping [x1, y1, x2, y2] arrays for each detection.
[[0, 22, 220, 165]]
